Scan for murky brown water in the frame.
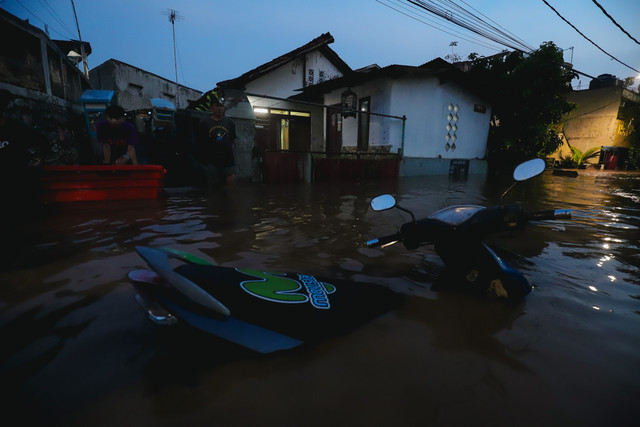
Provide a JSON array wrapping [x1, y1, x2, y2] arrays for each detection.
[[1, 171, 639, 426]]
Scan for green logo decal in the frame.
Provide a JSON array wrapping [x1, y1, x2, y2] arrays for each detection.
[[237, 269, 335, 309], [238, 269, 308, 304]]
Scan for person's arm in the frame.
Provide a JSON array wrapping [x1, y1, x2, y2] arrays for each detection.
[[127, 144, 138, 165], [124, 122, 139, 165], [103, 143, 111, 164]]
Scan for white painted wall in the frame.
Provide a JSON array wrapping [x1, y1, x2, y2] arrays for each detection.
[[304, 50, 343, 85], [246, 51, 344, 99], [245, 57, 305, 99], [324, 80, 398, 151], [324, 75, 491, 159], [244, 50, 347, 152], [390, 77, 490, 159]]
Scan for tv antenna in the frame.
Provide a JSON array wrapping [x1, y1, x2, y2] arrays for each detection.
[[161, 8, 183, 107]]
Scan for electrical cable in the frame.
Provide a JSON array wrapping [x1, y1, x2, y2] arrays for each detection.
[[37, 0, 76, 39], [434, 0, 536, 51], [377, 0, 505, 52], [591, 0, 640, 46], [540, 0, 639, 73], [13, 0, 73, 40], [447, 0, 535, 51], [401, 0, 532, 52]]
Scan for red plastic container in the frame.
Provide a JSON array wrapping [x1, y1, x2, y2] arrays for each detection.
[[39, 165, 166, 202]]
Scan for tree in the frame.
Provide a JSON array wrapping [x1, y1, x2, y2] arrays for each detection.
[[468, 42, 576, 173], [620, 76, 636, 89], [445, 41, 461, 63]]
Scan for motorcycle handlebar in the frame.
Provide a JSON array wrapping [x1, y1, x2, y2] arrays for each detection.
[[367, 207, 571, 249], [526, 209, 572, 221], [366, 232, 402, 248]]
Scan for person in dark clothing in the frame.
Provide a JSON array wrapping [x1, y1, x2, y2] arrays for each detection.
[[194, 89, 236, 186], [96, 105, 139, 165]]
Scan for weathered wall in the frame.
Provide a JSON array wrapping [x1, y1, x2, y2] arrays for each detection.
[[562, 87, 622, 154], [89, 60, 202, 111]]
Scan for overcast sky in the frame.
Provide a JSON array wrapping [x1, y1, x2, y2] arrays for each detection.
[[3, 0, 639, 92]]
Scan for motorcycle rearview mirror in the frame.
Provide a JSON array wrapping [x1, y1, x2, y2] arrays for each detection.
[[513, 158, 546, 182], [371, 194, 397, 211], [370, 194, 416, 222], [502, 158, 546, 202]]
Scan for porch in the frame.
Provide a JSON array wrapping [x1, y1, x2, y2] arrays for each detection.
[[262, 151, 400, 183]]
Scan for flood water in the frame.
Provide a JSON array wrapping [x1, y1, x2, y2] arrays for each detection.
[[1, 171, 639, 426]]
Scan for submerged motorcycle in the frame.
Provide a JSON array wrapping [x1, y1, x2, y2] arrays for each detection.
[[129, 158, 570, 353], [366, 158, 571, 300]]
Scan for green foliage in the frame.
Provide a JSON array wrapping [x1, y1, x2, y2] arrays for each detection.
[[628, 124, 640, 170], [569, 146, 600, 168], [468, 42, 576, 173]]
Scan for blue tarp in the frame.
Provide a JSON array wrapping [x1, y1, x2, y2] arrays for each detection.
[[78, 90, 114, 104], [150, 98, 176, 110]]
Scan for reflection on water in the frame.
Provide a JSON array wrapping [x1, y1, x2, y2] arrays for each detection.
[[0, 171, 639, 426]]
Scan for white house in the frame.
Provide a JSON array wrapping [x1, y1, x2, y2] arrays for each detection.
[[209, 34, 492, 180], [217, 33, 351, 154], [293, 58, 492, 176]]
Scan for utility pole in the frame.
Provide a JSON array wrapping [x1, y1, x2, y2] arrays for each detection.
[[70, 0, 89, 78], [562, 46, 574, 64], [162, 9, 183, 108]]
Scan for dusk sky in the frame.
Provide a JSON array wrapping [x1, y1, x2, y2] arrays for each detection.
[[3, 0, 639, 92]]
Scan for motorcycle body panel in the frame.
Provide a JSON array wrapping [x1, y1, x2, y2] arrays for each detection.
[[130, 248, 402, 352]]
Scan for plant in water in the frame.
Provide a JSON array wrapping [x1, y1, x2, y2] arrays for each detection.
[[569, 146, 600, 168]]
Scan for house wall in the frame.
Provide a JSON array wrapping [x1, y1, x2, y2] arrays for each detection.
[[245, 51, 344, 99], [324, 80, 398, 152], [0, 9, 90, 107], [323, 76, 491, 159], [0, 9, 91, 166], [89, 60, 202, 111], [245, 52, 345, 153], [391, 77, 490, 159], [245, 58, 305, 99]]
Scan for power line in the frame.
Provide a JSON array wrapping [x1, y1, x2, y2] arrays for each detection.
[[401, 0, 534, 52], [37, 0, 76, 38], [591, 0, 640, 46], [540, 0, 639, 74], [13, 0, 73, 40], [448, 0, 534, 51], [376, 0, 506, 53], [433, 0, 536, 52]]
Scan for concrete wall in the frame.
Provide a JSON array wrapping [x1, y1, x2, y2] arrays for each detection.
[[246, 51, 344, 99], [322, 74, 491, 177], [390, 77, 490, 159], [400, 157, 488, 176], [244, 51, 346, 153], [90, 60, 202, 111], [1, 8, 90, 107], [554, 87, 640, 166]]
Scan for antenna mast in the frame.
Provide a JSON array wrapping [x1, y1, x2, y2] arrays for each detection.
[[162, 9, 183, 107]]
